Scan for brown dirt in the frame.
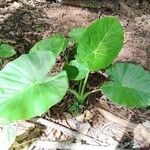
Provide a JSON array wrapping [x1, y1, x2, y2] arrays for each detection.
[[0, 0, 150, 150]]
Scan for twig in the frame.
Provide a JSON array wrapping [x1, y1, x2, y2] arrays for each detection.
[[0, 38, 16, 44], [31, 140, 117, 150], [96, 107, 136, 130], [118, 0, 142, 17], [96, 107, 150, 143], [31, 117, 104, 145]]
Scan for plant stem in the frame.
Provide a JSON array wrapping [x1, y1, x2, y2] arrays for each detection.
[[80, 72, 89, 97], [82, 88, 101, 101], [78, 80, 83, 94], [68, 88, 82, 101], [68, 89, 79, 97], [63, 50, 69, 63], [86, 88, 101, 95], [0, 59, 3, 68]]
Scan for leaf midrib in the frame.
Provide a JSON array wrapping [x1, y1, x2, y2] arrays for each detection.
[[85, 19, 116, 62], [95, 19, 116, 54]]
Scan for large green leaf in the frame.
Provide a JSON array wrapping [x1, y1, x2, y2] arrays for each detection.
[[77, 17, 124, 71], [0, 51, 68, 121], [0, 44, 16, 58], [30, 35, 68, 56], [64, 60, 89, 80], [68, 27, 85, 43], [101, 63, 150, 108]]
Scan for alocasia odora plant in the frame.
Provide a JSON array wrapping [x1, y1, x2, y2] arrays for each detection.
[[0, 17, 150, 148], [0, 16, 149, 122]]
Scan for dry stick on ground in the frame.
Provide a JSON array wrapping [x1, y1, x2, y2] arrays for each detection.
[[31, 107, 150, 150], [96, 107, 150, 143], [118, 0, 142, 17], [30, 140, 117, 150], [0, 38, 16, 44], [31, 117, 104, 146]]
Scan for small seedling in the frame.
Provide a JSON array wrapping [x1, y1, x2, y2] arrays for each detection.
[[65, 16, 124, 112], [0, 43, 16, 67], [65, 17, 150, 111]]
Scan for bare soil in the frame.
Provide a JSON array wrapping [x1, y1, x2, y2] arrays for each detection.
[[0, 0, 150, 150]]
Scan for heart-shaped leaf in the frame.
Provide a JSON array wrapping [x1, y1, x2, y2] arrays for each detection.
[[77, 17, 124, 71], [101, 63, 150, 108], [0, 44, 16, 58], [68, 27, 85, 43], [30, 35, 68, 56], [0, 51, 68, 121], [64, 60, 89, 80]]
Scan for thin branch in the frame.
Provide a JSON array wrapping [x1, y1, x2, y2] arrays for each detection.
[[30, 140, 117, 150], [96, 107, 136, 129], [118, 0, 142, 17], [31, 117, 104, 145], [96, 107, 150, 143]]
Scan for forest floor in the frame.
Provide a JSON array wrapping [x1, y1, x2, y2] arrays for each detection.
[[0, 0, 150, 149]]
